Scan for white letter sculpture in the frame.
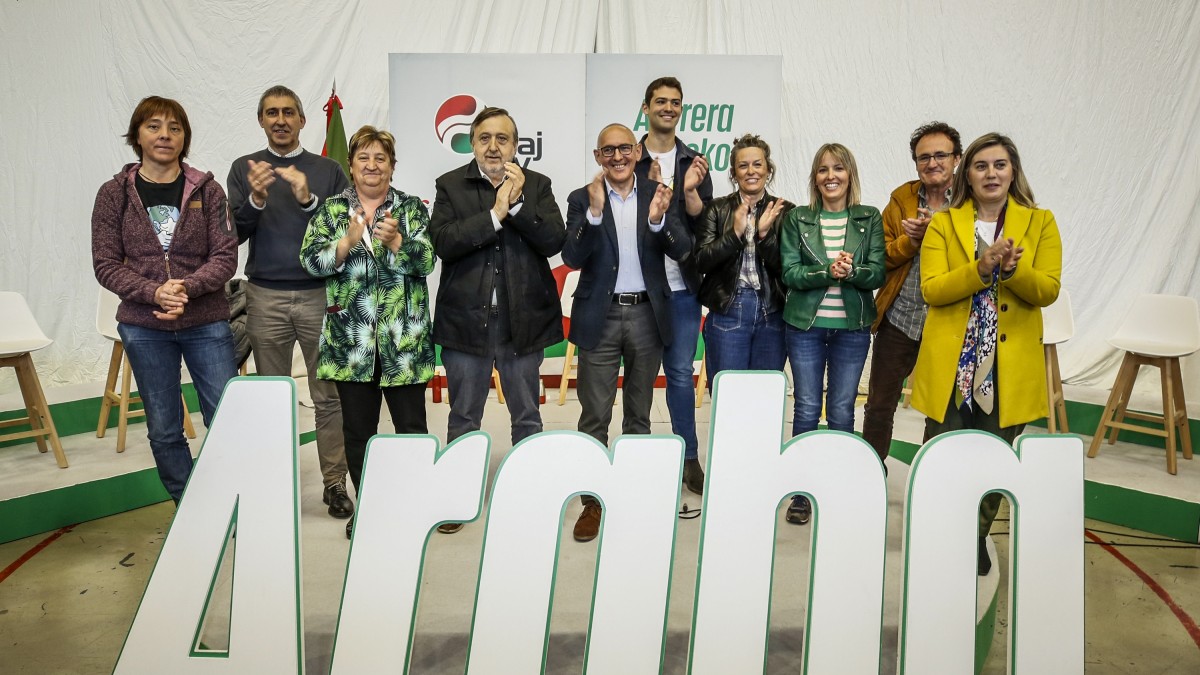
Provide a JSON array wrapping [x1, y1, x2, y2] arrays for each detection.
[[900, 431, 1084, 674], [114, 377, 302, 673], [690, 371, 888, 674]]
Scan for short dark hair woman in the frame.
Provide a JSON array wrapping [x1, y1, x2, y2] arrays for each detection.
[[91, 95, 238, 503]]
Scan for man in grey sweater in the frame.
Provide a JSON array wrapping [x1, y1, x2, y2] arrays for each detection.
[[227, 85, 353, 519]]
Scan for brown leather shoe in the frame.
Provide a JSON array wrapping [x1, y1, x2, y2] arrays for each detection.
[[573, 503, 602, 542], [437, 522, 464, 534], [683, 458, 705, 496]]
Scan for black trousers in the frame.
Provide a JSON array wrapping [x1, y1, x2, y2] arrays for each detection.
[[334, 358, 427, 495]]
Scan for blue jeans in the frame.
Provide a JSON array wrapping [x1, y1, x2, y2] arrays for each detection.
[[703, 287, 786, 382], [118, 321, 237, 502], [785, 325, 871, 436], [663, 290, 702, 459]]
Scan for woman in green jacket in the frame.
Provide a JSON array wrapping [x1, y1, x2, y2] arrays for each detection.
[[300, 125, 436, 539], [779, 143, 885, 524]]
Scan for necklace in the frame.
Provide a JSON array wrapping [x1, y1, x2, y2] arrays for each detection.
[[138, 167, 180, 184]]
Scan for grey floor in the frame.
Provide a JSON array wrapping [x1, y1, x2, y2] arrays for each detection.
[[1, 385, 1198, 674]]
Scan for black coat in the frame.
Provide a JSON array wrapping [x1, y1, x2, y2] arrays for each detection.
[[561, 177, 692, 350], [694, 191, 794, 314], [429, 161, 566, 356]]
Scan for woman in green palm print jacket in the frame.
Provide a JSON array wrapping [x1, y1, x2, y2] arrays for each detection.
[[300, 126, 435, 534]]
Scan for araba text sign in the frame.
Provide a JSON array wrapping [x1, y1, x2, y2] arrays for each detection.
[[114, 373, 1084, 674]]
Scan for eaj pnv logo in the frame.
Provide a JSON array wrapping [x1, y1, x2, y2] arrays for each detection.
[[434, 94, 486, 154]]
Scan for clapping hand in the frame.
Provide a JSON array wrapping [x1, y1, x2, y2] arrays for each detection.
[[587, 172, 607, 218], [373, 213, 403, 253], [901, 207, 931, 241], [649, 183, 674, 224], [247, 159, 276, 203], [978, 237, 1017, 278], [274, 165, 312, 205], [683, 154, 709, 192], [758, 199, 785, 236]]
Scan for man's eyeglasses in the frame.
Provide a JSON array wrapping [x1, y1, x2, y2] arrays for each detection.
[[599, 144, 635, 158], [915, 152, 954, 165]]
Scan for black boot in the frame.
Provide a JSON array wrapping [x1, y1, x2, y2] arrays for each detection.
[[977, 536, 992, 576], [683, 458, 705, 495]]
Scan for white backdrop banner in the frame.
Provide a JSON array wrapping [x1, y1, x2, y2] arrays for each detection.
[[388, 54, 587, 216], [388, 54, 782, 215]]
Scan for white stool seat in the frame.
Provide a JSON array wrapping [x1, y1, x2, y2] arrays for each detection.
[[1106, 294, 1200, 358], [1041, 289, 1074, 346]]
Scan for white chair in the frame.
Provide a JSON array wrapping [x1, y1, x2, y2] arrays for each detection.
[[0, 291, 67, 468], [95, 287, 195, 453], [557, 270, 581, 406], [1042, 289, 1075, 433], [1087, 294, 1199, 474]]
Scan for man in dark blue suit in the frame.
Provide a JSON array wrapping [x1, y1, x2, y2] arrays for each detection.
[[562, 123, 693, 542]]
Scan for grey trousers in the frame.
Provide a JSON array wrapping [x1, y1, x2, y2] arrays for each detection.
[[245, 283, 347, 487], [442, 308, 545, 446], [576, 301, 663, 504]]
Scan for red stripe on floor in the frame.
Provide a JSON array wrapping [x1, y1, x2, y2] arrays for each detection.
[[1085, 528, 1200, 649], [0, 525, 75, 584]]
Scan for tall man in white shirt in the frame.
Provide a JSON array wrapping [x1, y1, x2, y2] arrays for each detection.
[[634, 76, 713, 496]]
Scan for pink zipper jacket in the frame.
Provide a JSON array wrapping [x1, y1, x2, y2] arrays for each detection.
[[91, 162, 238, 330]]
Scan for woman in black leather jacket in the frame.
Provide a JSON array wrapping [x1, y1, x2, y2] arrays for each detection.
[[694, 134, 795, 388]]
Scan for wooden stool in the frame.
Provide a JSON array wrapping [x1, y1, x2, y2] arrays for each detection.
[[1087, 352, 1192, 474], [1087, 294, 1198, 475], [0, 353, 68, 468], [0, 291, 67, 468], [96, 340, 196, 453]]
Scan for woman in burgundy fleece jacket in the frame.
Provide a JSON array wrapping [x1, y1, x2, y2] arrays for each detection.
[[91, 96, 239, 503]]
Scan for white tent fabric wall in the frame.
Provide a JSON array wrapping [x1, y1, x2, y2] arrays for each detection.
[[2, 0, 1199, 403]]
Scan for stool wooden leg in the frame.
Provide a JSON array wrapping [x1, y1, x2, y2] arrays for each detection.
[[1170, 358, 1193, 461], [97, 342, 122, 437], [1045, 345, 1058, 434], [1089, 353, 1135, 458], [118, 356, 134, 453], [430, 369, 444, 404], [694, 355, 706, 408], [17, 355, 67, 468], [12, 355, 49, 454], [1106, 356, 1139, 446], [181, 395, 197, 439], [1161, 357, 1178, 475], [558, 342, 575, 406], [1052, 345, 1069, 433], [493, 367, 506, 405]]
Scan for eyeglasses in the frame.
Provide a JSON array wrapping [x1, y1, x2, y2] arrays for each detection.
[[599, 144, 635, 158], [915, 152, 954, 165]]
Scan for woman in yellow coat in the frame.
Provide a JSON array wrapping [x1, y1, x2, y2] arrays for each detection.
[[910, 132, 1061, 575]]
